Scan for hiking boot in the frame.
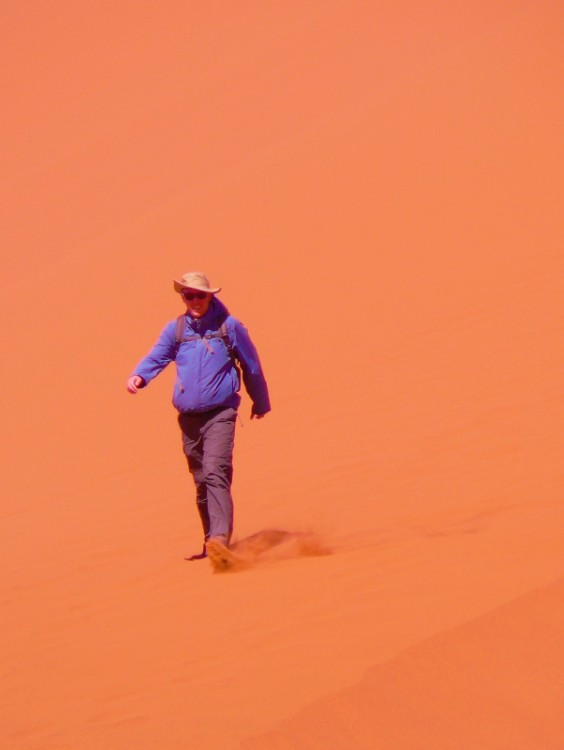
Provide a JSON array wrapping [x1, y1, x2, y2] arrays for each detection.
[[206, 535, 229, 550]]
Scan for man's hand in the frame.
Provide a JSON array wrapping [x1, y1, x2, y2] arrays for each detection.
[[250, 408, 266, 420], [127, 375, 145, 394]]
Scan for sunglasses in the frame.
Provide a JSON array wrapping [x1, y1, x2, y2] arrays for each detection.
[[181, 290, 208, 301]]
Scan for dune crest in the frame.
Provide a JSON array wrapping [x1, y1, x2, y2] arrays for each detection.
[[242, 578, 564, 749]]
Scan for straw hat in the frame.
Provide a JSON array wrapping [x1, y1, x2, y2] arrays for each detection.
[[173, 271, 221, 294]]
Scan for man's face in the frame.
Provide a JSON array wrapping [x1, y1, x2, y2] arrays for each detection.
[[181, 288, 213, 318]]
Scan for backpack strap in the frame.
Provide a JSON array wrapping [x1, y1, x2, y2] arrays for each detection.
[[175, 315, 200, 347], [175, 315, 185, 345], [174, 314, 239, 370], [213, 318, 240, 376], [216, 320, 235, 362]]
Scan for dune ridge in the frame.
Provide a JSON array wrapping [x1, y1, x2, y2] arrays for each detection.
[[242, 577, 564, 749]]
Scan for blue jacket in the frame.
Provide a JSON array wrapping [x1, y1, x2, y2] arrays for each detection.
[[132, 298, 271, 415]]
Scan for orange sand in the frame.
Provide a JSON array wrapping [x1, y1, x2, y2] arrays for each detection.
[[1, 2, 563, 748]]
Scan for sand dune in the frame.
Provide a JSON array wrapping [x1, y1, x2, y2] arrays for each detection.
[[242, 578, 564, 749], [1, 1, 563, 748]]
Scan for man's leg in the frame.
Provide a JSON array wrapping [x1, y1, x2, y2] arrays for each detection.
[[178, 412, 210, 541], [201, 407, 237, 544]]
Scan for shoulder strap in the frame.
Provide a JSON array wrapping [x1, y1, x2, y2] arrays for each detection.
[[217, 320, 233, 356], [174, 315, 200, 346], [175, 314, 238, 369], [175, 315, 185, 344], [214, 318, 239, 375]]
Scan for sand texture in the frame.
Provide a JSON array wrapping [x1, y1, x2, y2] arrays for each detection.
[[1, 1, 563, 749]]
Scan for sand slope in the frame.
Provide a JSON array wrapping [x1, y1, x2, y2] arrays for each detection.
[[1, 1, 563, 749], [243, 578, 564, 749]]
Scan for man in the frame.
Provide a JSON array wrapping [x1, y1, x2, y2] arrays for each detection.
[[127, 271, 271, 559]]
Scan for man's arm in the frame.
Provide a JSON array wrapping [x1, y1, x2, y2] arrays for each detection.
[[127, 375, 146, 393], [126, 322, 176, 394], [231, 320, 271, 418]]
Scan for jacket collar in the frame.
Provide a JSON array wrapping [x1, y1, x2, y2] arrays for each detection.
[[185, 297, 229, 333]]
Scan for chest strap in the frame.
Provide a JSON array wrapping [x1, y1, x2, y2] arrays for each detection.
[[174, 316, 237, 365]]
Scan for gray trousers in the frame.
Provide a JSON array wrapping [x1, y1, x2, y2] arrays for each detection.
[[178, 406, 237, 542]]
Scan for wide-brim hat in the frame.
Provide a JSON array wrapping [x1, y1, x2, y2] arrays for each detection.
[[173, 271, 221, 294]]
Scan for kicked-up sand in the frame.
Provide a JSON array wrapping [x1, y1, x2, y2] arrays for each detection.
[[1, 1, 563, 748]]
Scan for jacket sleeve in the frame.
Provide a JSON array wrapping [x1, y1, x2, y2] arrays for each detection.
[[131, 321, 176, 386], [231, 320, 271, 415]]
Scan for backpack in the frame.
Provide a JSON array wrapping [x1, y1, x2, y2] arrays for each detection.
[[174, 314, 240, 379]]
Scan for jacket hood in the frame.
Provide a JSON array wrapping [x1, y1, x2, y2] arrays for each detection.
[[184, 297, 230, 333]]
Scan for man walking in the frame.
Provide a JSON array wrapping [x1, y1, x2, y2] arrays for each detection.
[[127, 271, 271, 558]]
